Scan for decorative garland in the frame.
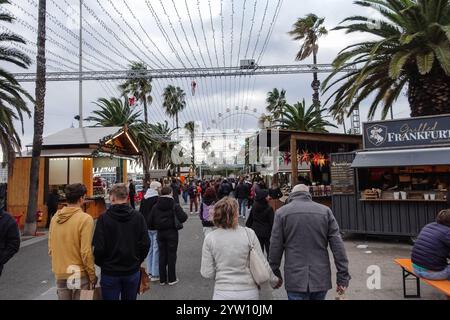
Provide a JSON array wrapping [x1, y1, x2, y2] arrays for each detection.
[[279, 150, 329, 167]]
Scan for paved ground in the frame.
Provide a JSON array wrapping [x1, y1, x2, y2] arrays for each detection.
[[0, 203, 447, 300]]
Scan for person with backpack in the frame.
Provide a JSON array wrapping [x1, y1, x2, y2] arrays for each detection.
[[188, 181, 198, 215], [93, 184, 150, 300], [200, 187, 218, 237], [149, 186, 188, 286]]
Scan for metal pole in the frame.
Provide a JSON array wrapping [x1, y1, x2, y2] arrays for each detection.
[[78, 0, 83, 128], [390, 106, 394, 120]]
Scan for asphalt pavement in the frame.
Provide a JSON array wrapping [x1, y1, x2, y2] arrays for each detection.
[[0, 202, 447, 300]]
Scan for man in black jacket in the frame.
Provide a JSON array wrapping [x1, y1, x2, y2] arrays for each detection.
[[93, 183, 150, 300], [235, 178, 250, 218], [218, 178, 232, 199], [0, 209, 20, 277], [149, 186, 187, 286]]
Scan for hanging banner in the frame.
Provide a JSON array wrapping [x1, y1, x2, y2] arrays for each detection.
[[363, 114, 450, 150]]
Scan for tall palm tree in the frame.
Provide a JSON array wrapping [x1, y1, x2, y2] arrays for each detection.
[[322, 0, 450, 119], [119, 62, 153, 123], [163, 85, 186, 131], [147, 121, 177, 169], [25, 0, 46, 236], [0, 0, 32, 177], [277, 100, 337, 133], [266, 88, 287, 119], [184, 121, 196, 171], [288, 14, 328, 109]]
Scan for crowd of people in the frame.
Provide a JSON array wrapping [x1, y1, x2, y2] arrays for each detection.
[[0, 174, 449, 301]]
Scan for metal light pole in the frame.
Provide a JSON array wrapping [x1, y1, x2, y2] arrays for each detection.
[[78, 0, 83, 128]]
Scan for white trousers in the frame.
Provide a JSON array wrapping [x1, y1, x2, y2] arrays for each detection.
[[213, 288, 259, 300]]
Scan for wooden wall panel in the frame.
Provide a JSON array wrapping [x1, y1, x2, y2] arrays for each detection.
[[83, 159, 94, 197], [7, 158, 47, 228]]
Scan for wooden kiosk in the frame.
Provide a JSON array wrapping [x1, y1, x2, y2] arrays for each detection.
[[332, 115, 450, 238], [7, 127, 140, 227]]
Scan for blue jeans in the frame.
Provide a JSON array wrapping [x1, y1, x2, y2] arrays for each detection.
[[287, 290, 328, 300], [413, 265, 450, 281], [182, 191, 188, 204], [147, 230, 159, 277], [238, 199, 247, 217], [100, 271, 140, 300]]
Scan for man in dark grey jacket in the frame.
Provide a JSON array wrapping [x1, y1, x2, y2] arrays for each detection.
[[269, 184, 350, 300]]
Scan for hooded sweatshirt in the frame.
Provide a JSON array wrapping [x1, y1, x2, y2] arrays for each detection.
[[48, 206, 96, 281], [93, 204, 150, 276], [139, 189, 159, 230], [149, 196, 188, 231]]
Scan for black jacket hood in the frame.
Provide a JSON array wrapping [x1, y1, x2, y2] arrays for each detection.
[[156, 196, 175, 211], [107, 204, 135, 222]]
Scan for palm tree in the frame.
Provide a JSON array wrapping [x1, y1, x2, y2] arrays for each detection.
[[119, 62, 153, 123], [322, 0, 450, 119], [184, 121, 196, 171], [163, 85, 186, 131], [85, 98, 141, 126], [266, 88, 287, 119], [0, 0, 32, 177], [258, 114, 275, 129], [288, 14, 328, 109], [148, 121, 177, 169], [277, 100, 337, 133], [25, 0, 46, 236]]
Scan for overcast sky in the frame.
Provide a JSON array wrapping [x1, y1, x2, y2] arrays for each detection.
[[4, 0, 411, 159]]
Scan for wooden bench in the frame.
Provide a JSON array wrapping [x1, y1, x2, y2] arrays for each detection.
[[394, 258, 450, 299]]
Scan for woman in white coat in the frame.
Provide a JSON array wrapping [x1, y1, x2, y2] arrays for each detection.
[[200, 197, 282, 300]]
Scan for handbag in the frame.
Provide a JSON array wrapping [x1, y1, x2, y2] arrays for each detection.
[[244, 227, 271, 285], [139, 267, 150, 295], [80, 284, 102, 300], [173, 207, 183, 230]]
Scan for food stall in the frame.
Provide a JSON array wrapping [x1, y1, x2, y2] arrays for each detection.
[[7, 127, 140, 227], [259, 129, 362, 207], [332, 115, 450, 238]]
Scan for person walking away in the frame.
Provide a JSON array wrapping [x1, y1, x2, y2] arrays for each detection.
[[93, 184, 150, 300], [45, 188, 59, 229], [149, 186, 188, 285], [182, 182, 189, 204], [246, 189, 274, 256], [171, 178, 181, 204], [140, 181, 162, 282], [269, 184, 350, 300], [268, 182, 283, 212], [48, 184, 97, 300], [235, 178, 250, 218], [201, 197, 281, 300], [218, 179, 232, 199], [129, 179, 136, 209], [411, 209, 450, 280], [0, 208, 20, 277], [196, 181, 202, 203], [200, 187, 218, 237], [188, 182, 198, 214]]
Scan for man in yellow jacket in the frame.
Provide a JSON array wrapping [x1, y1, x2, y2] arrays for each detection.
[[48, 183, 97, 300]]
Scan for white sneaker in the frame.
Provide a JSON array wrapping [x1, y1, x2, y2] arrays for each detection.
[[168, 279, 179, 286], [160, 282, 167, 286], [151, 276, 160, 282]]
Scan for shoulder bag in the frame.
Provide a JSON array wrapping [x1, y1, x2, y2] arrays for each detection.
[[244, 227, 270, 285], [173, 206, 183, 230]]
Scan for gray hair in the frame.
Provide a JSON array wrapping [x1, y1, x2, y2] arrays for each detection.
[[291, 184, 310, 193]]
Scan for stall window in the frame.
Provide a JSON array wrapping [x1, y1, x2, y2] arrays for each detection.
[[49, 158, 68, 185]]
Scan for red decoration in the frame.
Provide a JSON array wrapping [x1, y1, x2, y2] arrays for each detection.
[[283, 152, 291, 165], [300, 150, 311, 165], [191, 80, 197, 96], [129, 96, 136, 107], [312, 153, 327, 167]]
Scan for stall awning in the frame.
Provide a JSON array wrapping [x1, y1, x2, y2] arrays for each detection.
[[352, 147, 450, 168]]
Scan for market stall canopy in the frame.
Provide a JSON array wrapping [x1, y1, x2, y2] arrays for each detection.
[[352, 147, 450, 168], [22, 127, 140, 157]]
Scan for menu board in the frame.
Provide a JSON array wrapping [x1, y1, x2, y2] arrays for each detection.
[[330, 162, 355, 194]]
